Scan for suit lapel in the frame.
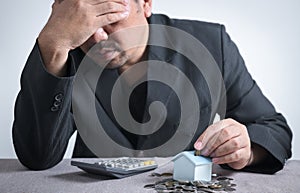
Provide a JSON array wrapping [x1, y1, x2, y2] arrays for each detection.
[[145, 23, 178, 111]]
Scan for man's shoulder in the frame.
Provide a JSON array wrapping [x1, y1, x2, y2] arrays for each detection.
[[149, 14, 224, 56], [149, 13, 223, 36]]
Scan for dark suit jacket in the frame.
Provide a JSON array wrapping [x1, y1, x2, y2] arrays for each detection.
[[13, 14, 292, 173]]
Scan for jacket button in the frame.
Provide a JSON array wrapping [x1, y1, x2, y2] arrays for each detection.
[[51, 106, 59, 112], [51, 93, 63, 111], [53, 101, 60, 107], [55, 93, 63, 102]]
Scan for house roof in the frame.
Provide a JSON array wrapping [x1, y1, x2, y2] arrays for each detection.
[[172, 151, 212, 166]]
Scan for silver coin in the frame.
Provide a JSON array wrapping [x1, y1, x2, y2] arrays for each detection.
[[144, 184, 155, 189], [191, 181, 205, 188], [217, 176, 233, 181], [177, 180, 190, 185], [171, 190, 184, 193], [156, 190, 173, 193], [161, 173, 173, 177], [197, 188, 216, 193], [218, 180, 230, 186], [224, 187, 236, 192], [155, 178, 174, 185], [150, 172, 161, 177], [165, 180, 177, 188], [182, 185, 196, 191], [151, 172, 173, 177], [155, 184, 168, 190]]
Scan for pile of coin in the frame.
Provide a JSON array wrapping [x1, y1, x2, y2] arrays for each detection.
[[144, 173, 236, 192]]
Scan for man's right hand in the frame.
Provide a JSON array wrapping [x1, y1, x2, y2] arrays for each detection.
[[38, 0, 130, 76]]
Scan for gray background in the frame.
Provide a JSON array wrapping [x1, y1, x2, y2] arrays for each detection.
[[0, 0, 299, 159]]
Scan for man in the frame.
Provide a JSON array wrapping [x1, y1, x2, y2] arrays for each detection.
[[13, 0, 292, 174]]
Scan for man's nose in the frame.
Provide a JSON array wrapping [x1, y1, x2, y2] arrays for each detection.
[[91, 28, 108, 43]]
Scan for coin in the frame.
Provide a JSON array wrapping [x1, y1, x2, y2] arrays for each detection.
[[182, 185, 196, 191], [194, 150, 201, 156], [147, 173, 237, 192], [191, 181, 208, 188], [156, 190, 173, 193], [150, 172, 173, 177], [155, 184, 167, 190], [150, 172, 161, 177], [217, 176, 233, 181], [165, 180, 176, 188], [161, 173, 173, 177], [209, 183, 222, 189], [155, 178, 174, 185], [224, 187, 236, 192], [144, 183, 155, 189], [218, 180, 230, 186]]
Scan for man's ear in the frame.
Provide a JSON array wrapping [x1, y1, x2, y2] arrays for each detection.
[[142, 0, 152, 18]]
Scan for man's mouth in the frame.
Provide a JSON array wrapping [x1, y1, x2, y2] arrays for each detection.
[[90, 40, 123, 60], [99, 49, 119, 60]]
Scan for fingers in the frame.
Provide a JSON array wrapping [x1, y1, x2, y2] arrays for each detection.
[[210, 135, 247, 157], [93, 1, 130, 27], [213, 146, 251, 170], [201, 124, 242, 156], [93, 1, 129, 16], [194, 119, 234, 150], [52, 0, 130, 28], [89, 0, 126, 6], [95, 11, 129, 27]]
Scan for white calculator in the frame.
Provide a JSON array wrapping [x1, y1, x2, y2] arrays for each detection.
[[71, 157, 157, 178]]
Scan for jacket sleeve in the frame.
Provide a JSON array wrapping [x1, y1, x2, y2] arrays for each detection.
[[12, 41, 77, 170], [220, 25, 293, 174]]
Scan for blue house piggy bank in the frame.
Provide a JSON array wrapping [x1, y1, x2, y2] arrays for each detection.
[[172, 151, 212, 181]]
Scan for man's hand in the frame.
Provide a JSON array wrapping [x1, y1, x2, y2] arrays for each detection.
[[194, 118, 252, 170], [38, 0, 130, 76]]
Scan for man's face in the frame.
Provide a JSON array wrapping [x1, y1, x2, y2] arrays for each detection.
[[80, 0, 152, 69]]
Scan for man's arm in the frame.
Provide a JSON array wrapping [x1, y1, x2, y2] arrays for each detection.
[[221, 24, 292, 173], [12, 42, 76, 170], [194, 25, 292, 173], [12, 0, 130, 170]]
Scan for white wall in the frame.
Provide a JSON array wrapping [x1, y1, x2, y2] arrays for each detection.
[[1, 0, 299, 159]]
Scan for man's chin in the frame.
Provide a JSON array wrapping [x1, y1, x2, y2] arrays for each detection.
[[88, 54, 129, 70], [105, 62, 126, 70]]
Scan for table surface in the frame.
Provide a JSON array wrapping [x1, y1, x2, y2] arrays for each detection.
[[0, 158, 300, 193]]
